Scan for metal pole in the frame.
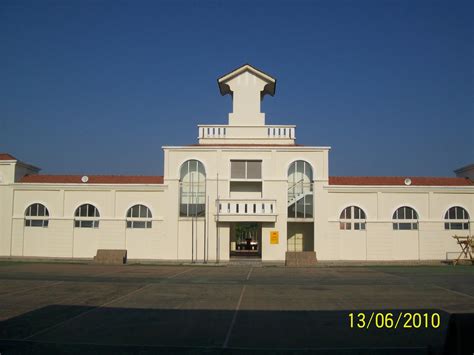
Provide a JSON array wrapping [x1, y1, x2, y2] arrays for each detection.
[[202, 197, 207, 264], [216, 173, 219, 264], [207, 196, 209, 263], [191, 162, 194, 264], [195, 195, 198, 263]]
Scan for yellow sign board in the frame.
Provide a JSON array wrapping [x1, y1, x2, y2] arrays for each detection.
[[270, 231, 279, 244]]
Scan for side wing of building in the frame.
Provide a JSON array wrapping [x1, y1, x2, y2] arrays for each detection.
[[319, 179, 474, 260]]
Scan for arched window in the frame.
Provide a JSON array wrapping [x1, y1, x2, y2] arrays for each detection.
[[340, 206, 366, 230], [287, 160, 313, 218], [444, 207, 470, 230], [393, 206, 418, 230], [180, 160, 206, 217], [25, 203, 49, 227], [74, 204, 100, 228], [126, 204, 152, 229]]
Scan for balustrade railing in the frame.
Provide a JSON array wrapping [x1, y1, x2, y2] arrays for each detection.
[[198, 125, 295, 140], [217, 199, 276, 215]]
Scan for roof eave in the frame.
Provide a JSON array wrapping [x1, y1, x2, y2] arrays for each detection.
[[217, 64, 276, 97]]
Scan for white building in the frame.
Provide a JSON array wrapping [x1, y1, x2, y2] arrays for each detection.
[[0, 64, 472, 263]]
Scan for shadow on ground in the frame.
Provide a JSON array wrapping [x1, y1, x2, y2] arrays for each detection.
[[0, 305, 472, 354]]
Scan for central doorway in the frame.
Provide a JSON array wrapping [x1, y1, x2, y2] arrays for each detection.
[[287, 222, 314, 252], [230, 222, 262, 258]]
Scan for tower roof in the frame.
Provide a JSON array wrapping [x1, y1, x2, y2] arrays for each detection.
[[218, 64, 276, 97]]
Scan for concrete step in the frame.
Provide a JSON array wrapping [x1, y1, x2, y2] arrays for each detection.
[[285, 251, 317, 267], [94, 249, 127, 265]]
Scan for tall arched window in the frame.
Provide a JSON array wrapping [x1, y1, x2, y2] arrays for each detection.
[[74, 204, 100, 228], [444, 206, 470, 230], [126, 204, 152, 229], [287, 160, 313, 218], [180, 160, 206, 217], [25, 203, 49, 227], [393, 206, 418, 230], [340, 206, 366, 230]]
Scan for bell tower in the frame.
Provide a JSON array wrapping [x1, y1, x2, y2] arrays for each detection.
[[197, 64, 295, 145], [218, 64, 276, 126]]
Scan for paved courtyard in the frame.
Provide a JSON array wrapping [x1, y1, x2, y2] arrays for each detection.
[[0, 262, 473, 354]]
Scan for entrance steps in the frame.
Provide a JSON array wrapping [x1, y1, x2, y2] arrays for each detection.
[[94, 249, 127, 264], [285, 251, 317, 267]]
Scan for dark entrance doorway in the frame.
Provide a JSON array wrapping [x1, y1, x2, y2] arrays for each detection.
[[230, 222, 262, 258]]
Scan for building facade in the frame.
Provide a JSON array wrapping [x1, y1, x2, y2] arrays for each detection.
[[0, 64, 473, 262]]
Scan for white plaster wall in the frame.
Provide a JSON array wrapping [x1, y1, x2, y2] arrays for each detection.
[[23, 220, 73, 257], [73, 227, 100, 258], [326, 223, 367, 260], [0, 185, 14, 256], [10, 219, 24, 256], [7, 186, 168, 259], [322, 187, 474, 261], [0, 162, 16, 184], [126, 220, 167, 259]]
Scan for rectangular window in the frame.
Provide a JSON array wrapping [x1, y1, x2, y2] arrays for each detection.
[[82, 220, 94, 228], [399, 223, 411, 230], [231, 161, 246, 179], [230, 160, 262, 179], [394, 222, 418, 231], [452, 222, 463, 230], [134, 221, 146, 228], [26, 219, 48, 227], [246, 161, 261, 179]]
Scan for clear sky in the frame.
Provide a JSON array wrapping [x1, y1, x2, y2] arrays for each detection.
[[1, 0, 472, 177]]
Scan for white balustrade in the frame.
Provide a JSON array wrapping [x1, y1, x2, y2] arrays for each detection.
[[266, 126, 295, 139], [200, 126, 227, 138], [217, 199, 276, 216], [198, 125, 295, 140]]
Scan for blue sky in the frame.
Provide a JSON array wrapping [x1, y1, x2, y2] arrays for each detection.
[[1, 0, 472, 176]]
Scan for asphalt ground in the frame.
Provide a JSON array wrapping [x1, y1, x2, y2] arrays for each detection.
[[0, 262, 473, 354]]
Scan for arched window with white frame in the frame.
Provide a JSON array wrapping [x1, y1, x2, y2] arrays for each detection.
[[444, 206, 470, 230], [25, 203, 49, 227], [180, 160, 206, 217], [74, 204, 100, 228], [340, 206, 366, 230], [393, 206, 418, 230], [287, 160, 313, 218], [126, 204, 152, 229]]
